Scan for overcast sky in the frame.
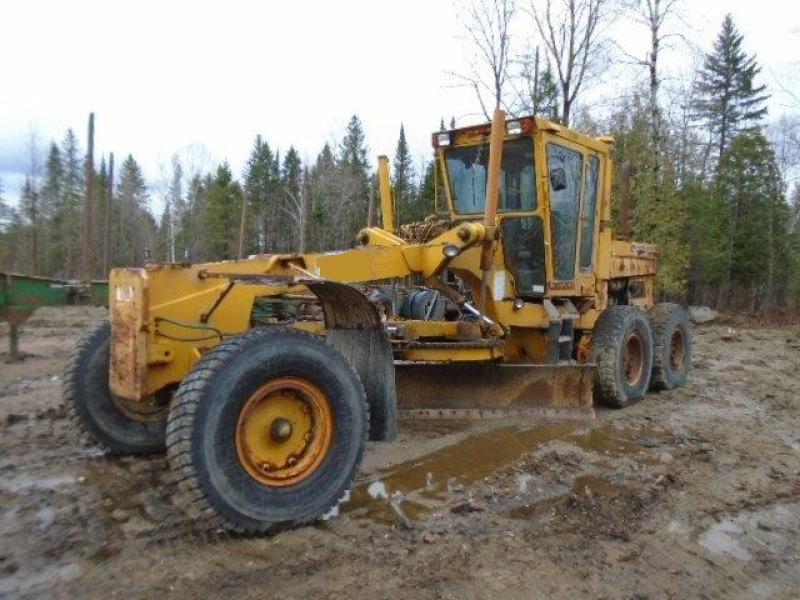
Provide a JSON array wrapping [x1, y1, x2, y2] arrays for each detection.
[[1, 0, 798, 210]]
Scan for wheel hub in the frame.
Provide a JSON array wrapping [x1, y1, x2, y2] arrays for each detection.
[[235, 377, 332, 487], [623, 332, 645, 386], [270, 417, 293, 443]]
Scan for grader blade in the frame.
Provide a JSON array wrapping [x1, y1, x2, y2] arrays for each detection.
[[395, 363, 596, 420]]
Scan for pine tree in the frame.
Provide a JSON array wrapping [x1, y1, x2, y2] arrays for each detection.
[[39, 143, 64, 274], [60, 129, 84, 275], [716, 132, 789, 311], [392, 124, 420, 225], [244, 135, 281, 253], [536, 61, 560, 121], [116, 155, 153, 267], [20, 176, 40, 273], [281, 147, 305, 251], [40, 144, 64, 221], [202, 163, 244, 260], [282, 147, 302, 203], [181, 173, 208, 261], [417, 159, 437, 216], [308, 143, 338, 251], [337, 115, 371, 245], [339, 115, 369, 172], [694, 14, 769, 166]]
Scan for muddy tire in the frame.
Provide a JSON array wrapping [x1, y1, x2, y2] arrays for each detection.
[[648, 303, 692, 390], [63, 320, 167, 455], [166, 327, 368, 534], [590, 306, 654, 408]]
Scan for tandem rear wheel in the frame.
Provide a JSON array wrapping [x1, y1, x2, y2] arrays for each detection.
[[166, 327, 368, 534], [590, 304, 692, 408]]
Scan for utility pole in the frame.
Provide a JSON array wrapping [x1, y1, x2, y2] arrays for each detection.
[[103, 152, 114, 275], [83, 112, 95, 282]]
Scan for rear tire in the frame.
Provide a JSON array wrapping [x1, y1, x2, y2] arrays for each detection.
[[63, 320, 167, 455], [648, 303, 692, 390], [166, 327, 368, 534], [590, 306, 654, 408]]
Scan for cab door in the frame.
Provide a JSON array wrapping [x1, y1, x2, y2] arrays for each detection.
[[542, 137, 603, 298], [543, 138, 584, 296]]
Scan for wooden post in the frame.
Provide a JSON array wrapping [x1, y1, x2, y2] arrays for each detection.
[[8, 323, 19, 361], [238, 190, 247, 259], [83, 113, 95, 282], [103, 152, 114, 276], [367, 187, 375, 227], [377, 156, 394, 233]]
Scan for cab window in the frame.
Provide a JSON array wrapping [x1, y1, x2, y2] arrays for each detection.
[[580, 155, 600, 269], [445, 137, 536, 214]]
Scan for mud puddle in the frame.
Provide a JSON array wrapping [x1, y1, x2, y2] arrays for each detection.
[[340, 420, 674, 527], [340, 420, 585, 525], [563, 424, 674, 464]]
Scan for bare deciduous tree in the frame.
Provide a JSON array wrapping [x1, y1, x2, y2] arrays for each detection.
[[453, 0, 517, 120], [625, 0, 682, 183], [282, 180, 308, 253], [528, 0, 610, 126], [767, 115, 800, 190]]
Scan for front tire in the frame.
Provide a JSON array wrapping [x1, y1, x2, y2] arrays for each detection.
[[590, 306, 654, 408], [63, 320, 167, 454], [166, 327, 368, 534]]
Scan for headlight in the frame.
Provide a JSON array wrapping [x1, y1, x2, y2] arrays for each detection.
[[442, 244, 460, 258], [506, 120, 523, 135]]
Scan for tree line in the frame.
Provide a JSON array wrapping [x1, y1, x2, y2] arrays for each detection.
[[1, 2, 798, 315], [0, 115, 434, 276]]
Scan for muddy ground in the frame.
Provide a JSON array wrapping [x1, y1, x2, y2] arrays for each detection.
[[0, 307, 799, 599]]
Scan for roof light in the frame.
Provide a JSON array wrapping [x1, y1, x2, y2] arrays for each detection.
[[435, 132, 451, 147], [506, 120, 523, 135]]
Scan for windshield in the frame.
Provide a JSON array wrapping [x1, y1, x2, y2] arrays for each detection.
[[444, 137, 536, 215]]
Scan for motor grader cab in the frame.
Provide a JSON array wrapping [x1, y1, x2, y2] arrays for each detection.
[[64, 110, 692, 534]]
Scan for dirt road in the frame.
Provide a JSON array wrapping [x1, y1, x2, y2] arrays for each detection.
[[1, 307, 799, 599]]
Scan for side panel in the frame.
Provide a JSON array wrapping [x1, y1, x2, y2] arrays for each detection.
[[109, 269, 149, 401]]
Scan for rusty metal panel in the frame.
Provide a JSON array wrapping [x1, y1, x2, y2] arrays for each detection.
[[395, 362, 595, 418], [109, 269, 149, 401]]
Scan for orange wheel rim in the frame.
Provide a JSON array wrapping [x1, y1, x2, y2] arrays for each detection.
[[670, 328, 686, 371], [623, 332, 644, 386], [235, 377, 333, 487]]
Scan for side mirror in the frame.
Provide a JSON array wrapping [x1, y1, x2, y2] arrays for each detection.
[[549, 167, 567, 191]]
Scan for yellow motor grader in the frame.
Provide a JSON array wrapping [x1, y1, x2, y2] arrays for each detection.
[[64, 110, 691, 533]]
